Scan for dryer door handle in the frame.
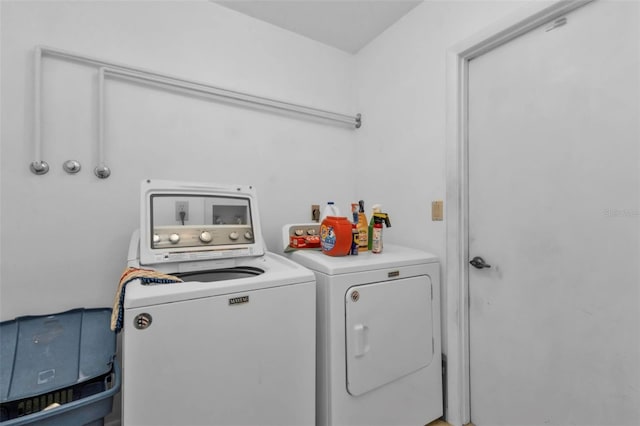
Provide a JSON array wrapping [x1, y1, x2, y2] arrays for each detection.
[[353, 324, 370, 358]]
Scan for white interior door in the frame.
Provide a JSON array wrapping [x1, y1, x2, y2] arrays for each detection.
[[468, 1, 639, 425]]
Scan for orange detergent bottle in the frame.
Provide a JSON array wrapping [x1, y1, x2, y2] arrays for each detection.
[[320, 216, 352, 256]]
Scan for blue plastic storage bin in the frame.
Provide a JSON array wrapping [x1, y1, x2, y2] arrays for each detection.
[[0, 308, 119, 425]]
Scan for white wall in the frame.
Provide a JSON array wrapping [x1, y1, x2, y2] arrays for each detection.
[[0, 0, 357, 321], [355, 0, 529, 255]]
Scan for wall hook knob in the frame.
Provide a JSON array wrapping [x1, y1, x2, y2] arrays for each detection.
[[94, 164, 111, 179], [63, 160, 81, 174], [30, 161, 50, 175]]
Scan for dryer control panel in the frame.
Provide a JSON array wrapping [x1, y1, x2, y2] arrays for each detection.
[[282, 223, 321, 252]]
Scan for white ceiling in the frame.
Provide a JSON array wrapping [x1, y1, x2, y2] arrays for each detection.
[[212, 1, 423, 54]]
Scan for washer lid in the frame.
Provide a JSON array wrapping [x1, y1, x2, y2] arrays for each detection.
[[288, 244, 438, 275], [123, 252, 314, 309]]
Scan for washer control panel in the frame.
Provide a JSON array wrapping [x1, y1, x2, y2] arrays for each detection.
[[152, 225, 254, 249], [139, 180, 265, 266]]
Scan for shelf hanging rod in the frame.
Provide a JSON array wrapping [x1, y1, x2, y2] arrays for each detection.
[[100, 66, 360, 126], [30, 47, 48, 175], [31, 46, 361, 176], [40, 44, 360, 122], [39, 46, 361, 126]]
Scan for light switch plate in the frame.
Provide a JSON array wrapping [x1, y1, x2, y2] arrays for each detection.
[[432, 201, 443, 221]]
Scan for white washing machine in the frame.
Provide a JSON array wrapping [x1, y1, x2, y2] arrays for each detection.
[[121, 181, 316, 426], [284, 224, 442, 426]]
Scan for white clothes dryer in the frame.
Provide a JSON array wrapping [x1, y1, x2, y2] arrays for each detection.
[[121, 181, 316, 426], [285, 225, 442, 426]]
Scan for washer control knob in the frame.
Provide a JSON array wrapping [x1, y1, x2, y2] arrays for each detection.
[[199, 231, 212, 243], [307, 229, 317, 235], [244, 231, 253, 240], [229, 231, 239, 241], [294, 229, 304, 236], [153, 234, 160, 244], [169, 233, 180, 244]]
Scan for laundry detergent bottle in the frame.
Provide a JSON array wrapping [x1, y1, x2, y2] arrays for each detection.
[[320, 216, 352, 256]]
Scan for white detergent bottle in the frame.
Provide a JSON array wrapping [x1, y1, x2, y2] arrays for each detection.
[[320, 201, 340, 221]]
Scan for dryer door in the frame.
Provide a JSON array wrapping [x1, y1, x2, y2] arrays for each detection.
[[345, 275, 433, 396]]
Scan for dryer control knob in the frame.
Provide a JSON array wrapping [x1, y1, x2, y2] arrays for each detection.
[[153, 234, 160, 244], [244, 231, 253, 240], [199, 231, 212, 243], [169, 233, 180, 244], [229, 231, 239, 241]]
